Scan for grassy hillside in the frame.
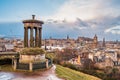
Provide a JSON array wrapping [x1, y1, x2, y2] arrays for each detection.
[[56, 65, 101, 80]]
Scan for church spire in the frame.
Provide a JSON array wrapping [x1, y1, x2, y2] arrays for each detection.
[[102, 38, 106, 47], [67, 35, 69, 40], [93, 34, 98, 48]]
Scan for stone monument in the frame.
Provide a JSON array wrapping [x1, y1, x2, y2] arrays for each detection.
[[23, 15, 43, 47]]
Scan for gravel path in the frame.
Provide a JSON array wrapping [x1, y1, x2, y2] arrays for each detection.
[[0, 65, 64, 80]]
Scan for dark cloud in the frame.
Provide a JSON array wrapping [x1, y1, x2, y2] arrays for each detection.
[[44, 15, 120, 40]]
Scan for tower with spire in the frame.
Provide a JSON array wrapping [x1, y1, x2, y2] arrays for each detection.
[[93, 34, 98, 48], [67, 35, 69, 40], [102, 38, 106, 47]]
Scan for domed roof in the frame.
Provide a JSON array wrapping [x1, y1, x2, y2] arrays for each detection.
[[23, 15, 44, 24]]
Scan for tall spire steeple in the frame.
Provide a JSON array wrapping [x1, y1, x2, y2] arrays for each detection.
[[102, 38, 106, 47]]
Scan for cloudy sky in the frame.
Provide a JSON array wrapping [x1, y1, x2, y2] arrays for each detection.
[[0, 0, 120, 41]]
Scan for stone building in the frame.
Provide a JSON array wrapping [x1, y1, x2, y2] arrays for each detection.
[[93, 34, 98, 49]]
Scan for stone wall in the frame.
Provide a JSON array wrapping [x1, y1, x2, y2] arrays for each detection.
[[14, 58, 52, 71], [19, 54, 45, 63]]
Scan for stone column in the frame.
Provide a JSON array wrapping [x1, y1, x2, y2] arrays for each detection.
[[46, 59, 48, 69], [35, 28, 37, 47], [29, 62, 33, 72], [39, 27, 42, 47], [26, 27, 28, 47], [13, 59, 17, 71], [24, 27, 28, 47], [30, 27, 34, 47], [12, 58, 13, 67], [35, 28, 39, 47], [24, 27, 26, 47]]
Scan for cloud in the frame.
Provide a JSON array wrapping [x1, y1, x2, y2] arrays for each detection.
[[45, 0, 120, 21], [45, 17, 89, 31], [44, 14, 120, 40], [105, 26, 120, 34]]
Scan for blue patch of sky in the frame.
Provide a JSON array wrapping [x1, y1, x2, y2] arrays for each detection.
[[106, 0, 120, 9], [0, 0, 65, 22]]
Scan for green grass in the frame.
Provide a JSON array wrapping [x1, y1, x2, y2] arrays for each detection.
[[20, 48, 45, 55], [46, 53, 55, 60], [56, 65, 101, 80]]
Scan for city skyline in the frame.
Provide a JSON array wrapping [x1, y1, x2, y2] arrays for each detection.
[[0, 0, 120, 41]]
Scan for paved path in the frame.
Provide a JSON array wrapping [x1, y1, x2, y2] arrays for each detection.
[[0, 65, 64, 80]]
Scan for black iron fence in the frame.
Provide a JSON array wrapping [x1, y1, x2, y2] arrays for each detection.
[[17, 63, 29, 70], [16, 58, 53, 71], [32, 62, 46, 70]]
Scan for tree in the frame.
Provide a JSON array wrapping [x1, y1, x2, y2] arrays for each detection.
[[111, 68, 119, 78], [55, 48, 78, 64]]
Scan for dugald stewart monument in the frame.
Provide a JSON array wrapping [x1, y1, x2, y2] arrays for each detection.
[[13, 15, 52, 71], [23, 15, 43, 48]]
